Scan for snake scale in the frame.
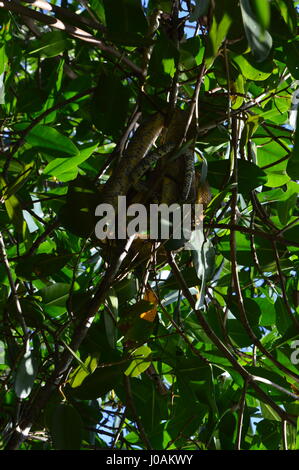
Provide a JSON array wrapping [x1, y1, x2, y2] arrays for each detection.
[[99, 109, 211, 212]]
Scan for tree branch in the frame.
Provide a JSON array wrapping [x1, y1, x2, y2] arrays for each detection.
[[4, 236, 136, 449], [167, 252, 296, 425], [0, 0, 144, 78]]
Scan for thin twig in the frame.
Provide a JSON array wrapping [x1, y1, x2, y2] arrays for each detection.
[[0, 232, 28, 339], [8, 87, 96, 160], [0, 1, 144, 77], [179, 62, 206, 145], [167, 252, 296, 424], [4, 236, 136, 449], [207, 222, 299, 248], [235, 379, 248, 450], [282, 420, 288, 450]]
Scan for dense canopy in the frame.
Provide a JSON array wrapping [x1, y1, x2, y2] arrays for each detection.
[[0, 0, 299, 451]]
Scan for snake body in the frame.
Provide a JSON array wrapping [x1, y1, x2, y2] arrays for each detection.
[[100, 113, 165, 209], [100, 109, 210, 210]]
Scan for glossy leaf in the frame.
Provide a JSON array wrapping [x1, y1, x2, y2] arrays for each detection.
[[91, 74, 130, 137], [231, 52, 273, 80], [51, 403, 83, 450], [25, 125, 79, 157], [288, 110, 299, 179], [240, 0, 273, 61], [14, 349, 38, 399], [207, 159, 268, 192], [29, 31, 71, 58], [43, 143, 98, 179], [15, 253, 73, 280], [274, 0, 297, 36], [71, 363, 126, 399], [69, 354, 99, 388], [0, 0, 298, 451], [251, 0, 271, 31], [205, 0, 233, 68], [124, 345, 152, 377], [103, 0, 148, 37]]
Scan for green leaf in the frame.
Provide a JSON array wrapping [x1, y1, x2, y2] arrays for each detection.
[[41, 59, 64, 124], [51, 403, 83, 450], [230, 51, 273, 80], [15, 253, 73, 280], [179, 36, 204, 69], [161, 266, 200, 290], [38, 283, 70, 308], [14, 349, 38, 399], [69, 354, 99, 388], [115, 375, 168, 432], [219, 413, 237, 450], [205, 0, 233, 68], [0, 176, 27, 236], [229, 297, 261, 328], [124, 318, 154, 343], [1, 164, 33, 199], [29, 31, 71, 58], [247, 366, 290, 394], [89, 0, 106, 24], [251, 0, 270, 31], [114, 277, 138, 306], [240, 0, 273, 61], [91, 74, 130, 137], [166, 399, 207, 447], [0, 157, 24, 173], [275, 297, 293, 336], [275, 182, 298, 225], [189, 0, 210, 22], [25, 125, 79, 157], [105, 288, 118, 349], [59, 175, 100, 238], [257, 298, 276, 327], [257, 140, 290, 187], [260, 402, 280, 422], [288, 111, 299, 179], [43, 143, 98, 179], [8, 298, 45, 329], [231, 73, 245, 110], [175, 357, 216, 412], [274, 0, 297, 36], [71, 363, 126, 399], [4, 194, 27, 236], [228, 319, 256, 348], [218, 232, 252, 266], [148, 31, 179, 85], [204, 187, 231, 219], [284, 40, 299, 80], [256, 419, 281, 449], [240, 115, 263, 147], [103, 0, 148, 37], [207, 159, 267, 193], [125, 345, 152, 377]]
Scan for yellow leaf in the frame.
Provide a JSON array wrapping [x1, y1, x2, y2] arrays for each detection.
[[140, 288, 158, 322]]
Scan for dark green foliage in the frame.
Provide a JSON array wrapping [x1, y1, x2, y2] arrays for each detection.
[[0, 0, 298, 452]]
